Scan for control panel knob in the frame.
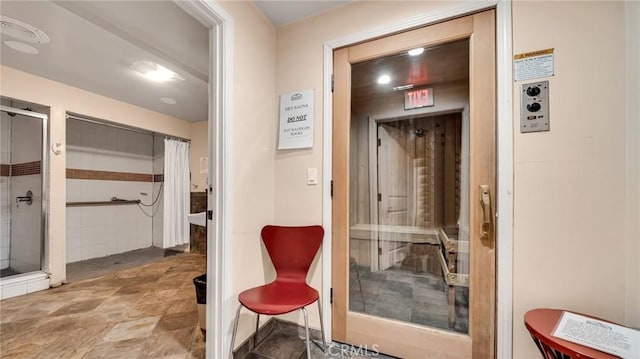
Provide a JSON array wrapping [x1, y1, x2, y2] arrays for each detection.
[[527, 102, 541, 112], [526, 86, 541, 97]]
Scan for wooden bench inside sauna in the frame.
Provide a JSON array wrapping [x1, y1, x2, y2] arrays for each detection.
[[349, 224, 469, 329]]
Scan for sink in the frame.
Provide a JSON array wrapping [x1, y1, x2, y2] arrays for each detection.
[[188, 212, 206, 227]]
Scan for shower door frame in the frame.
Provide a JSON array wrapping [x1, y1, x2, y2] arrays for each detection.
[[0, 104, 49, 277]]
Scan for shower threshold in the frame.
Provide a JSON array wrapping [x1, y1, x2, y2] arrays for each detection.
[[0, 271, 50, 300]]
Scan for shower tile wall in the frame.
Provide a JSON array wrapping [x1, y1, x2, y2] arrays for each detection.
[[1, 113, 11, 269], [8, 114, 43, 273], [66, 119, 157, 263], [152, 135, 164, 248]]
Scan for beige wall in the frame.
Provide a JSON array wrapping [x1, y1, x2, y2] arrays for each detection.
[[512, 1, 636, 357], [0, 65, 193, 285], [217, 0, 277, 347], [625, 1, 640, 328], [273, 1, 639, 358], [190, 121, 208, 191]]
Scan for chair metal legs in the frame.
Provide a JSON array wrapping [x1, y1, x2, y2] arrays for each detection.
[[229, 300, 327, 359], [254, 314, 260, 349], [301, 307, 312, 359], [229, 304, 243, 359]]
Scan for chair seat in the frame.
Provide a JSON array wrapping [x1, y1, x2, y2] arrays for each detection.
[[238, 280, 319, 315]]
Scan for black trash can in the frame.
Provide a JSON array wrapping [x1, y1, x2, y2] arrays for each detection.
[[193, 274, 207, 337]]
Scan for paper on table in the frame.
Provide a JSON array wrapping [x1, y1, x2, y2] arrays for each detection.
[[552, 311, 640, 359]]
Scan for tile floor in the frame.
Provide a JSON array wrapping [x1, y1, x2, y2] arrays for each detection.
[[0, 252, 206, 359], [236, 319, 398, 359], [1, 249, 455, 359], [349, 264, 469, 334], [66, 246, 187, 282]]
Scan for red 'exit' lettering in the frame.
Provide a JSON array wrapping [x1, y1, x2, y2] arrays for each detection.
[[408, 89, 431, 108]]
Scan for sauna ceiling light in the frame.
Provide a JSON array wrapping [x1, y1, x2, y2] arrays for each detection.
[[408, 47, 424, 56], [0, 15, 50, 44], [4, 40, 39, 55], [161, 97, 177, 105], [131, 61, 185, 83], [377, 74, 391, 85]]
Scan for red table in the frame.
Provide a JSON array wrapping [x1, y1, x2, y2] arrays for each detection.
[[524, 308, 620, 359]]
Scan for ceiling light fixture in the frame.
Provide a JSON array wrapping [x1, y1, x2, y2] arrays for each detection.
[[377, 74, 391, 85], [131, 61, 184, 83], [408, 47, 424, 56], [4, 40, 39, 55]]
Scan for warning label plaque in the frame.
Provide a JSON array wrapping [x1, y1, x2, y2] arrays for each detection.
[[514, 48, 554, 81]]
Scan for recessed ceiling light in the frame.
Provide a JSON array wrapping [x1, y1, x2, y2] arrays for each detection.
[[131, 61, 184, 83], [408, 47, 424, 56], [377, 74, 391, 84], [160, 97, 177, 105], [4, 40, 39, 55]]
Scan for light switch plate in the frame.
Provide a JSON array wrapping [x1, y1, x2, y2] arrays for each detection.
[[307, 168, 318, 185], [520, 80, 550, 133]]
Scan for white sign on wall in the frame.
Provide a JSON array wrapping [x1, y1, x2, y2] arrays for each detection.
[[278, 89, 314, 150], [514, 48, 554, 81]]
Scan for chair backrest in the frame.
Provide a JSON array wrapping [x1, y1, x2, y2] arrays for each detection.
[[261, 225, 324, 282]]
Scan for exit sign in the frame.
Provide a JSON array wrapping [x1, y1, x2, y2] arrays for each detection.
[[404, 88, 434, 110]]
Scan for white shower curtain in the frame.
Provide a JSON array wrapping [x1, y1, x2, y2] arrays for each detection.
[[163, 138, 190, 248]]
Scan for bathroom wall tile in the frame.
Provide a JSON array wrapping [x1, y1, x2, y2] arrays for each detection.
[[94, 124, 108, 150], [67, 247, 81, 263], [66, 119, 83, 146], [12, 116, 42, 163], [81, 121, 95, 148]]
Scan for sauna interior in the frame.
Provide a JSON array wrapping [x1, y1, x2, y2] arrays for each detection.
[[348, 39, 470, 333]]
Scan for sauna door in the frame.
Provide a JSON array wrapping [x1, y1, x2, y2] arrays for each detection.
[[376, 122, 410, 271], [332, 10, 496, 359]]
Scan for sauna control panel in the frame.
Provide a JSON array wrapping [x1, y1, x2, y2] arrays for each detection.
[[520, 81, 549, 133]]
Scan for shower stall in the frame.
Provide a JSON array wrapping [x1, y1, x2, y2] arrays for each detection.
[[0, 101, 48, 280]]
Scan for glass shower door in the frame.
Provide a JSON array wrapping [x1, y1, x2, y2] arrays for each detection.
[[1, 104, 46, 278]]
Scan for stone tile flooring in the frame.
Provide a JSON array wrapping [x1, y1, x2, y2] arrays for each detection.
[[0, 253, 206, 359], [349, 264, 469, 334], [235, 319, 398, 359]]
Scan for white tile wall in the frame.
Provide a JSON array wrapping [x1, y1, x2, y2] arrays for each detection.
[[66, 179, 154, 262], [0, 113, 11, 164], [0, 177, 10, 269], [152, 135, 164, 247], [1, 114, 11, 270], [65, 119, 162, 263], [10, 174, 42, 273], [11, 115, 42, 164], [8, 111, 43, 274]]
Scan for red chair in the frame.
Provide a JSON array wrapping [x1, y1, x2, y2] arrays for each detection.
[[229, 225, 326, 359]]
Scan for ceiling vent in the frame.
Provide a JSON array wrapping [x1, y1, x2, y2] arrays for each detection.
[[0, 15, 50, 44]]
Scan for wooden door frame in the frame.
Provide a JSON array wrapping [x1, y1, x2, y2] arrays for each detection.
[[321, 1, 514, 357]]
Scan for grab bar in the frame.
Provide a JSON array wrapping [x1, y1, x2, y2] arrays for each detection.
[[16, 190, 33, 206], [66, 197, 141, 207]]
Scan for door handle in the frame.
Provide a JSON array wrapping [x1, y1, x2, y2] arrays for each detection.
[[480, 185, 491, 240]]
